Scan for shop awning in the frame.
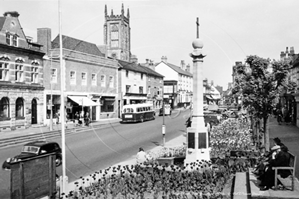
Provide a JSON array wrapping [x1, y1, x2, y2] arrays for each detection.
[[205, 95, 213, 100], [68, 96, 98, 106]]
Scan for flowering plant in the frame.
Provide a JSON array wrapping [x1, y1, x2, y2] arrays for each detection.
[[210, 118, 256, 159], [156, 145, 187, 158]]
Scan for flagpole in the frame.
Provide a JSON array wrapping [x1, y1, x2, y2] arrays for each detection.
[[59, 0, 67, 196]]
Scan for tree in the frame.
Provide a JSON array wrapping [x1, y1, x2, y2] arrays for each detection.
[[231, 55, 291, 151]]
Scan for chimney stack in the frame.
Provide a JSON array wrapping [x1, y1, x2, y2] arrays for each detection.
[[161, 56, 167, 63], [186, 64, 191, 72], [3, 11, 19, 18], [180, 60, 186, 71], [290, 47, 295, 55], [37, 28, 52, 55]]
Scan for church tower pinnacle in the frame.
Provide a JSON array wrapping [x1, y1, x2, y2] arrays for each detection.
[[103, 4, 131, 62]]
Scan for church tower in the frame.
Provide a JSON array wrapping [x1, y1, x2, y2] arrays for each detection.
[[104, 4, 131, 61]]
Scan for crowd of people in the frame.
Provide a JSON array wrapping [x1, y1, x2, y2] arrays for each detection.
[[74, 111, 91, 127]]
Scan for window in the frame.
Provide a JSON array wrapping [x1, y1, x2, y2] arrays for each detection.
[[70, 71, 76, 85], [15, 97, 24, 118], [31, 61, 39, 83], [101, 75, 106, 87], [126, 85, 131, 93], [110, 24, 119, 48], [12, 35, 18, 46], [92, 73, 97, 86], [0, 57, 9, 81], [126, 70, 129, 77], [15, 59, 24, 82], [141, 73, 143, 80], [81, 72, 87, 85], [6, 33, 18, 47], [51, 68, 57, 83], [0, 97, 9, 118], [6, 33, 10, 45], [139, 86, 143, 94], [109, 76, 113, 88]]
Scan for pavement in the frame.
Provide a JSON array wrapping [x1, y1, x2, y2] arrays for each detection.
[[0, 117, 123, 140]]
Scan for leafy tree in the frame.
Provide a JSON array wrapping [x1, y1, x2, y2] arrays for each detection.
[[231, 55, 291, 150]]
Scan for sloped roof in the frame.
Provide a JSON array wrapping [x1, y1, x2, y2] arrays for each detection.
[[118, 59, 164, 78], [52, 35, 105, 57], [0, 17, 5, 30], [118, 59, 146, 74], [140, 65, 164, 78], [156, 61, 193, 77]]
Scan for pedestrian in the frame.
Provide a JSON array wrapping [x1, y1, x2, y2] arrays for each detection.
[[55, 111, 60, 124], [252, 137, 284, 176], [259, 145, 291, 191], [282, 105, 288, 124], [84, 111, 90, 126], [136, 147, 148, 164], [276, 107, 283, 125]]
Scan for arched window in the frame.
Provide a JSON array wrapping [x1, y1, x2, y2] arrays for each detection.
[[15, 98, 24, 118], [31, 60, 39, 83], [0, 97, 10, 119], [110, 24, 119, 48], [0, 55, 10, 81], [15, 58, 24, 82]]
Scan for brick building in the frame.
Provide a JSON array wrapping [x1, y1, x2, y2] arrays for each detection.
[[0, 11, 45, 130], [38, 28, 119, 125]]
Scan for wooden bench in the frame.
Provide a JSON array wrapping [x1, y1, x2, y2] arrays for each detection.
[[273, 152, 297, 191]]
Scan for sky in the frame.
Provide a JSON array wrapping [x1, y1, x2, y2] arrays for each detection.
[[1, 0, 299, 90]]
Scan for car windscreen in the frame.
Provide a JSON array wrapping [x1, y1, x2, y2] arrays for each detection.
[[22, 146, 40, 154]]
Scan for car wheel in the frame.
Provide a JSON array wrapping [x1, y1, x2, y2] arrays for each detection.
[[56, 156, 62, 167]]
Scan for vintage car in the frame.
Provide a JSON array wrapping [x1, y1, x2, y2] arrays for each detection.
[[2, 141, 62, 170]]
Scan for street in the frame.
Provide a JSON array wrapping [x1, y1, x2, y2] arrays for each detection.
[[0, 109, 190, 198]]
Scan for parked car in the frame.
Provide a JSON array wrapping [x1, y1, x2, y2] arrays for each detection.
[[2, 141, 62, 170]]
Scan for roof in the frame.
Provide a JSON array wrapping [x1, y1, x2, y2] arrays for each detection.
[[24, 141, 58, 147], [140, 65, 164, 78], [118, 59, 164, 78], [0, 17, 5, 30], [157, 61, 193, 77], [52, 35, 105, 57]]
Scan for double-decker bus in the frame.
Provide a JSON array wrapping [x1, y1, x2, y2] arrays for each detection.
[[121, 104, 156, 123]]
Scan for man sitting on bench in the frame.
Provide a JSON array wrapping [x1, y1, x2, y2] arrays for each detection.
[[258, 145, 291, 191]]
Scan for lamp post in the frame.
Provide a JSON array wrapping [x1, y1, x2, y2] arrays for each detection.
[[162, 85, 165, 146], [49, 52, 53, 131]]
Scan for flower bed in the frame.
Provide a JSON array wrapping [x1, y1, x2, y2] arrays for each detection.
[[66, 161, 232, 199], [210, 118, 256, 158], [62, 117, 260, 198]]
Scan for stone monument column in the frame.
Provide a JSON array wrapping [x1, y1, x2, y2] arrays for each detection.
[[185, 19, 210, 164]]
